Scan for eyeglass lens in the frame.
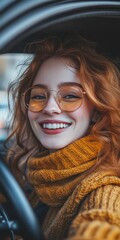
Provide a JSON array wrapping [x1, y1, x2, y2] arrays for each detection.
[[24, 85, 84, 112]]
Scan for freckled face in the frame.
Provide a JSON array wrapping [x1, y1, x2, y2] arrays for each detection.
[[28, 57, 94, 150]]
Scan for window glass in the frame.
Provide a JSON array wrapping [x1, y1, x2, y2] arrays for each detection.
[[0, 54, 33, 142]]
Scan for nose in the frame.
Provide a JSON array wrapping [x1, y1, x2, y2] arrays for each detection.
[[42, 95, 61, 115]]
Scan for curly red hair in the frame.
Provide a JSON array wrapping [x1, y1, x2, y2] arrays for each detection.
[[6, 35, 120, 183]]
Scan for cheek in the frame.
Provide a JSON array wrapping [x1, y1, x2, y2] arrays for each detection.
[[82, 98, 94, 119], [28, 111, 38, 121], [70, 101, 94, 123]]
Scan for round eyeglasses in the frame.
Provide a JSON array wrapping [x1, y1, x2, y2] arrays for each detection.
[[22, 85, 86, 112]]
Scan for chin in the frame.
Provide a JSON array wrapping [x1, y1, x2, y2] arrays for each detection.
[[40, 141, 69, 150], [42, 144, 64, 150]]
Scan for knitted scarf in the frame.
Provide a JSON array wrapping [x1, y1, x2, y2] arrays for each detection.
[[27, 135, 102, 207]]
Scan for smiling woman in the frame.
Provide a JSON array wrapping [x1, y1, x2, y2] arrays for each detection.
[[27, 57, 93, 150], [4, 34, 120, 240], [1, 1, 120, 239]]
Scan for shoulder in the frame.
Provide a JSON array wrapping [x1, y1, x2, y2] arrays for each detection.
[[80, 184, 120, 213], [68, 184, 120, 239], [76, 170, 120, 199]]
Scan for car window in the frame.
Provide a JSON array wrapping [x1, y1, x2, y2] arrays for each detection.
[[0, 54, 33, 142]]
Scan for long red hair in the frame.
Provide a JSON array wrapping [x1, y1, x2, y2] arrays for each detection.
[[6, 35, 120, 184]]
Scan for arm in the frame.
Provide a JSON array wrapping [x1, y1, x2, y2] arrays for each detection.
[[66, 185, 120, 240]]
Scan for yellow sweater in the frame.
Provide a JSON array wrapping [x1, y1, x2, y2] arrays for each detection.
[[27, 136, 120, 240]]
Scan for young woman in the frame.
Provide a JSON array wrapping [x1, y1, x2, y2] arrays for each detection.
[[6, 35, 120, 239]]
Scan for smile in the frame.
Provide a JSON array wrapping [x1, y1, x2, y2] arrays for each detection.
[[42, 123, 70, 129]]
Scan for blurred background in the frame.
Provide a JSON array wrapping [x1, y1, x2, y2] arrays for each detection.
[[0, 54, 32, 142]]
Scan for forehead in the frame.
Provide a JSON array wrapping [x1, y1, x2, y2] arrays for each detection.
[[33, 57, 81, 87]]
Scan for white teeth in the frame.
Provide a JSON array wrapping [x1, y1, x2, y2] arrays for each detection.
[[42, 123, 69, 129]]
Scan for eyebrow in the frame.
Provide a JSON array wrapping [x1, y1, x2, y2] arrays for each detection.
[[33, 83, 48, 89], [58, 82, 83, 88], [34, 82, 83, 89]]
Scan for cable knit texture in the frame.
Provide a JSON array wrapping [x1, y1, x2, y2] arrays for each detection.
[[27, 136, 120, 240]]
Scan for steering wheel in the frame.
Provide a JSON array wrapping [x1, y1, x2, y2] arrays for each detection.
[[0, 159, 44, 240]]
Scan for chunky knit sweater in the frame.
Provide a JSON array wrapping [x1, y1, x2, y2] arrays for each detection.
[[27, 136, 120, 240]]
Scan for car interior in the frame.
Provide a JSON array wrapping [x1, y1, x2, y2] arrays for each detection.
[[0, 1, 120, 239]]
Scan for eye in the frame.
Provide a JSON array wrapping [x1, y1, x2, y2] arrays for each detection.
[[63, 94, 81, 99], [30, 93, 46, 100], [61, 92, 82, 101]]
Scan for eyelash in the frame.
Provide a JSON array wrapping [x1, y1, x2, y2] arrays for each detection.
[[31, 95, 46, 99], [63, 94, 81, 99]]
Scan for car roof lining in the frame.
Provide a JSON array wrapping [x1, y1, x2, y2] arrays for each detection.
[[1, 0, 120, 65]]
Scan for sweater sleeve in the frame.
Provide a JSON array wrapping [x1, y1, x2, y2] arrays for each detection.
[[66, 184, 120, 240]]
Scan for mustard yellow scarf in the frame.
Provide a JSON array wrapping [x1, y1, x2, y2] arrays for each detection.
[[27, 135, 102, 207]]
